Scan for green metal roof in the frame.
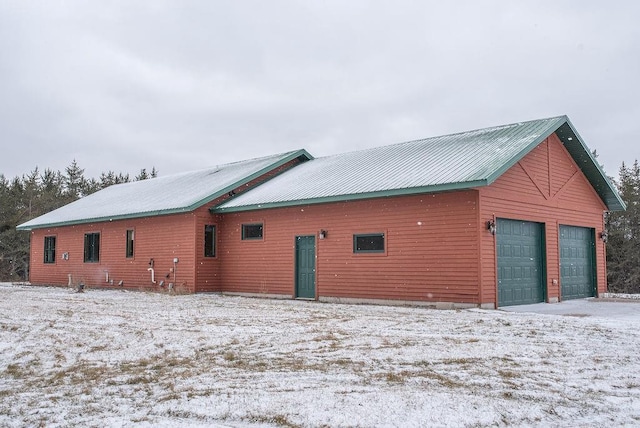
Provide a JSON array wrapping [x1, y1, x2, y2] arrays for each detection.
[[215, 116, 625, 213], [17, 150, 313, 230], [17, 116, 624, 231]]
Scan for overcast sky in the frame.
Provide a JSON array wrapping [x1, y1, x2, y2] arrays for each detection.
[[1, 1, 638, 182]]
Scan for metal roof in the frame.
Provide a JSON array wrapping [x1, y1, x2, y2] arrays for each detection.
[[215, 116, 625, 212], [17, 150, 312, 230], [17, 116, 624, 231]]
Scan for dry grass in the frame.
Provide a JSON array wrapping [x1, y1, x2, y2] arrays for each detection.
[[248, 413, 302, 428]]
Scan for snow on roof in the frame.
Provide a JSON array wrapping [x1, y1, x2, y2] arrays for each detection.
[[17, 150, 309, 230], [216, 116, 571, 211]]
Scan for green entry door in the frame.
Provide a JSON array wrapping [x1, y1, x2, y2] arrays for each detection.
[[295, 236, 316, 299], [560, 225, 596, 300], [497, 219, 545, 307]]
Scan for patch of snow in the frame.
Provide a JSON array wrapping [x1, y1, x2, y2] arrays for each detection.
[[600, 293, 640, 300], [0, 283, 639, 427]]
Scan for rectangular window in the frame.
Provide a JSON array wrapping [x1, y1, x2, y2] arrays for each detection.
[[126, 229, 134, 258], [84, 232, 100, 263], [204, 224, 216, 257], [44, 236, 56, 264], [242, 223, 263, 240], [354, 233, 385, 253]]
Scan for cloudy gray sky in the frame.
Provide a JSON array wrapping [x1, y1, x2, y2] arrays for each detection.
[[1, 1, 639, 182]]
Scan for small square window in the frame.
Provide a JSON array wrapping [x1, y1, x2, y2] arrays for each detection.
[[354, 233, 385, 253], [242, 223, 263, 240], [126, 229, 134, 258], [84, 232, 100, 263], [205, 225, 216, 257], [44, 236, 56, 264]]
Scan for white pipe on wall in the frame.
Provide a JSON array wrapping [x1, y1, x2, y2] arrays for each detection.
[[147, 267, 156, 284]]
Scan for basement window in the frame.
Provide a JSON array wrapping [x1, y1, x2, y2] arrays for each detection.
[[242, 223, 263, 240], [353, 233, 385, 253], [204, 225, 216, 257], [126, 229, 134, 258], [44, 236, 56, 264], [84, 232, 100, 263]]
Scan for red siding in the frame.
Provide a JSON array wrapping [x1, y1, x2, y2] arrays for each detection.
[[193, 205, 222, 293], [479, 134, 607, 306], [218, 191, 481, 304], [29, 213, 198, 292]]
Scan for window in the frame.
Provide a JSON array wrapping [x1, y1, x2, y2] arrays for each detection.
[[242, 223, 263, 240], [204, 225, 216, 257], [84, 232, 100, 263], [44, 236, 56, 264], [126, 229, 135, 258], [354, 233, 385, 253]]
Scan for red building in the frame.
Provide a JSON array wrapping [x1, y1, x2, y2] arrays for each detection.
[[18, 116, 625, 308]]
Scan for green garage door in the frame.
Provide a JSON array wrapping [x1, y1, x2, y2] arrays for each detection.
[[560, 225, 595, 300], [497, 219, 545, 307]]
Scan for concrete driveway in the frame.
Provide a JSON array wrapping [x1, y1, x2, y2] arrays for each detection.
[[500, 298, 640, 320]]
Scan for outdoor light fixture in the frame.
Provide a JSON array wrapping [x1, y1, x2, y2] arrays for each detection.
[[319, 230, 327, 239], [487, 220, 496, 235], [600, 230, 608, 243]]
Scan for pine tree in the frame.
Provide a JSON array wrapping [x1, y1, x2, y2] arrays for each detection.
[[115, 172, 130, 184], [84, 178, 101, 196], [64, 159, 88, 200], [135, 168, 148, 181], [606, 160, 640, 293], [135, 167, 157, 181], [0, 175, 30, 281], [39, 169, 66, 217], [21, 168, 40, 220], [99, 171, 117, 188]]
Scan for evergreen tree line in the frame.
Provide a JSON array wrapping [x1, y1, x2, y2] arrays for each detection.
[[606, 160, 640, 294], [1, 159, 639, 294], [0, 161, 156, 281]]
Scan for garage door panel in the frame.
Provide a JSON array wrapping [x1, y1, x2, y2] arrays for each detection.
[[560, 225, 595, 300], [497, 219, 545, 307]]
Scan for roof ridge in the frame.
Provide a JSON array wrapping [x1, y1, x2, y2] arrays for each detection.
[[314, 115, 568, 161], [123, 149, 307, 183]]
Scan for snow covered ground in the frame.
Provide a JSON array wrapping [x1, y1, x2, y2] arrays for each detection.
[[1, 284, 639, 427]]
